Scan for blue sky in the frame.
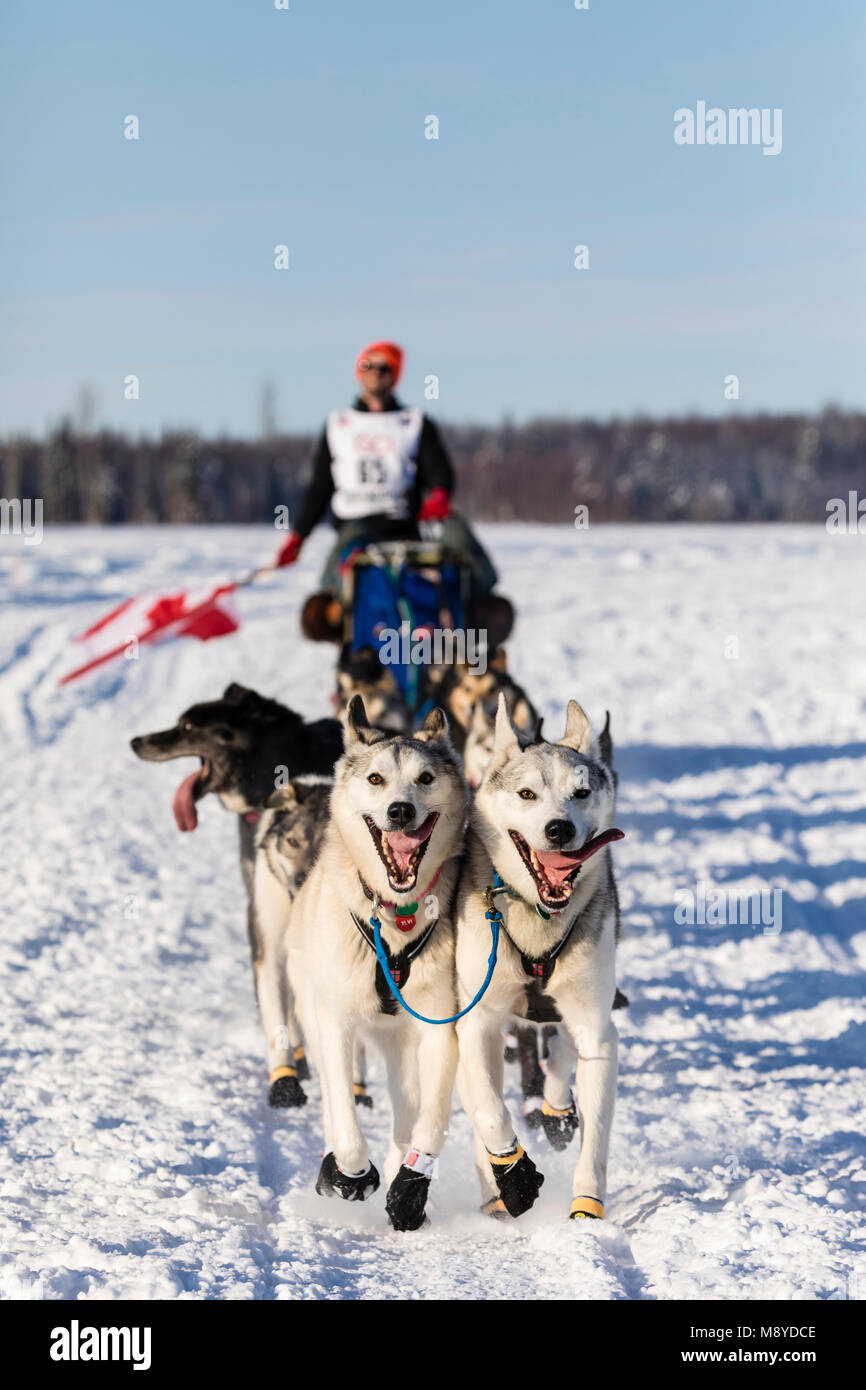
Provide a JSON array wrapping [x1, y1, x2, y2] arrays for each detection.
[[1, 0, 863, 436]]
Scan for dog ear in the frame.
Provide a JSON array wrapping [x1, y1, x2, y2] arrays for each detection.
[[223, 683, 253, 704], [417, 706, 450, 744], [222, 683, 287, 722], [266, 783, 298, 810], [511, 696, 536, 732], [599, 711, 614, 769], [559, 699, 599, 758], [493, 691, 520, 754], [343, 694, 388, 747], [344, 694, 370, 744]]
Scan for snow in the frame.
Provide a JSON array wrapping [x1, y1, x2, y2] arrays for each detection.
[[1, 522, 864, 1301]]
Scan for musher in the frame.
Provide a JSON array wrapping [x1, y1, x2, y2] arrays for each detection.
[[274, 339, 513, 646]]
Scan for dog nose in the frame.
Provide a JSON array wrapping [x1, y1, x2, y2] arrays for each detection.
[[130, 737, 142, 752], [387, 801, 415, 828], [544, 819, 574, 848]]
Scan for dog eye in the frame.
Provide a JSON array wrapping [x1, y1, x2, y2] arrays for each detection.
[[367, 773, 384, 785], [216, 726, 235, 742], [571, 787, 591, 800], [417, 771, 434, 785], [518, 788, 536, 800]]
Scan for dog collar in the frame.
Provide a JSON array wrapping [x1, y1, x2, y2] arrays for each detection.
[[358, 863, 444, 933], [487, 869, 578, 985]]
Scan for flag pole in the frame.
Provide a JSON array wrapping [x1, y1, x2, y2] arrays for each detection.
[[59, 561, 280, 685]]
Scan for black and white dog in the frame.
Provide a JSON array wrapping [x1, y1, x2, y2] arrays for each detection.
[[130, 683, 343, 1105]]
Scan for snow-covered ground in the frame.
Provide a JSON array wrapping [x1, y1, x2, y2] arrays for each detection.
[[1, 523, 864, 1301]]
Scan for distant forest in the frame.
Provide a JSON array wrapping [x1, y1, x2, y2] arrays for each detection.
[[1, 409, 863, 525]]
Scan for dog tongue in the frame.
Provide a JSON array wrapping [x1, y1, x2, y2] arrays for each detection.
[[173, 770, 201, 832], [535, 828, 625, 886], [534, 850, 583, 888], [385, 820, 432, 874]]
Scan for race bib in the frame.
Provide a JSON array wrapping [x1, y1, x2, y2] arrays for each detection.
[[327, 408, 423, 521]]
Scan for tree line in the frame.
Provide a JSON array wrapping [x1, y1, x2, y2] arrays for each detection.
[[1, 408, 862, 525]]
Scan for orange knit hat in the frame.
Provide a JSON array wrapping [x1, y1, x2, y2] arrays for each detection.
[[355, 340, 404, 386]]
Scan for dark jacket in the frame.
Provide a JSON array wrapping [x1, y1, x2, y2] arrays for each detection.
[[294, 397, 454, 539]]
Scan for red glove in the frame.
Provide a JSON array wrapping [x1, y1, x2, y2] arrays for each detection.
[[275, 531, 304, 567], [416, 487, 451, 522]]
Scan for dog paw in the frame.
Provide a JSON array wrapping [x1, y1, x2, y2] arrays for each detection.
[[293, 1046, 311, 1081], [315, 1151, 380, 1202], [268, 1071, 307, 1108], [385, 1152, 436, 1231], [540, 1098, 578, 1151], [569, 1196, 604, 1221], [488, 1142, 544, 1217], [353, 1083, 373, 1108], [521, 1095, 545, 1130], [480, 1196, 509, 1220]]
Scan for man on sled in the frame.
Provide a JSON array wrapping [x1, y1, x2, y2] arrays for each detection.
[[273, 339, 513, 651]]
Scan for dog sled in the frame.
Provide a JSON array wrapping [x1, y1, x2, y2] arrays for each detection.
[[337, 538, 474, 719]]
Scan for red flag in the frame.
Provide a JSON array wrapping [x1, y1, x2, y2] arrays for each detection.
[[60, 578, 248, 685]]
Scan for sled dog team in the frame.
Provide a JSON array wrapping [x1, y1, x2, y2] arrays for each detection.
[[131, 669, 625, 1233]]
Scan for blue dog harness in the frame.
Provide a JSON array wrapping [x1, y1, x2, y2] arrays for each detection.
[[355, 872, 508, 1025]]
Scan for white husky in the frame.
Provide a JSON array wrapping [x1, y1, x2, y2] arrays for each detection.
[[286, 696, 469, 1231], [455, 694, 624, 1221]]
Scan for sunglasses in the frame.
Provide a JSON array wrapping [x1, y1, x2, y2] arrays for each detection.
[[360, 360, 394, 374]]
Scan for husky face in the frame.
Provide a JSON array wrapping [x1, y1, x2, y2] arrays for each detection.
[[262, 780, 331, 894], [333, 696, 467, 900], [475, 695, 619, 912]]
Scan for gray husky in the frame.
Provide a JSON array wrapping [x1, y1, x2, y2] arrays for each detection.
[[285, 696, 468, 1231], [465, 700, 628, 1137], [454, 694, 624, 1222]]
